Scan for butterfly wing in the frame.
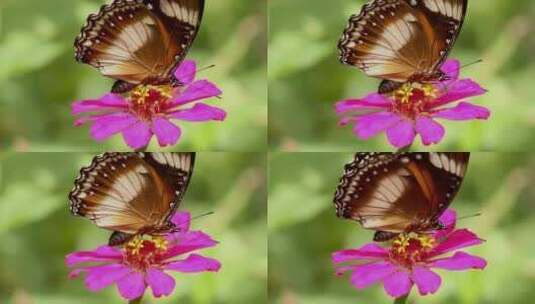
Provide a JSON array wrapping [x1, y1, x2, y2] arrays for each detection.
[[338, 0, 467, 82], [69, 152, 195, 236], [75, 0, 204, 86], [334, 153, 469, 237]]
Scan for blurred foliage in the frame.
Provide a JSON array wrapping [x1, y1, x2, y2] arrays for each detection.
[[0, 0, 267, 152], [269, 153, 535, 303], [269, 0, 535, 151], [0, 152, 267, 303]]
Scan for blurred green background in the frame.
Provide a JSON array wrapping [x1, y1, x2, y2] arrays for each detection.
[[269, 0, 535, 151], [269, 153, 535, 303], [0, 0, 267, 152], [0, 152, 267, 303]]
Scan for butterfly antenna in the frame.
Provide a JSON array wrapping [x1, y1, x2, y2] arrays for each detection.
[[197, 64, 216, 73], [191, 211, 215, 221], [460, 59, 483, 70], [457, 212, 482, 221]]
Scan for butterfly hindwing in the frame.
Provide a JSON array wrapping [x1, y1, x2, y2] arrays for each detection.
[[338, 0, 467, 83], [69, 152, 195, 242], [75, 0, 204, 88], [334, 152, 469, 240]]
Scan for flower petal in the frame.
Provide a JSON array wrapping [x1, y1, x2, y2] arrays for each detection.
[[65, 245, 122, 267], [440, 59, 461, 81], [411, 266, 442, 295], [335, 93, 391, 114], [90, 113, 138, 141], [434, 102, 491, 121], [332, 243, 388, 264], [386, 120, 416, 148], [146, 268, 176, 298], [84, 263, 132, 292], [171, 103, 227, 122], [151, 117, 181, 147], [431, 79, 486, 107], [415, 117, 445, 146], [116, 271, 146, 300], [430, 229, 483, 256], [170, 212, 191, 232], [72, 94, 128, 115], [121, 120, 152, 149], [165, 254, 221, 273], [383, 270, 412, 298], [349, 261, 398, 290], [174, 60, 197, 85], [434, 209, 457, 239], [354, 112, 402, 140], [164, 231, 219, 259], [169, 80, 222, 106], [430, 251, 487, 270]]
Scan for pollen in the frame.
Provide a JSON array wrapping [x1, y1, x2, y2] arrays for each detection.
[[128, 85, 174, 121], [390, 83, 438, 120], [123, 235, 169, 271], [389, 232, 436, 268]]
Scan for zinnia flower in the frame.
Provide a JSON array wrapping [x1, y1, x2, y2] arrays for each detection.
[[332, 209, 486, 298], [336, 59, 490, 148], [73, 60, 226, 149], [66, 212, 221, 300]]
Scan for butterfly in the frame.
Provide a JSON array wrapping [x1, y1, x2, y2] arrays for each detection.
[[338, 0, 468, 93], [74, 0, 205, 93], [69, 152, 195, 246], [333, 152, 469, 241]]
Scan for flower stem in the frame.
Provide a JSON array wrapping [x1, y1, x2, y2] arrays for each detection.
[[393, 295, 408, 304], [128, 297, 143, 304]]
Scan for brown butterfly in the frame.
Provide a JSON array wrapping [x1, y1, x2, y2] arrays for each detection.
[[74, 0, 205, 93], [338, 0, 467, 93], [333, 152, 469, 241], [69, 152, 195, 246]]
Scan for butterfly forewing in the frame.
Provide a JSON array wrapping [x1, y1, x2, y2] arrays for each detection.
[[338, 0, 467, 83], [334, 153, 469, 238], [69, 152, 195, 236], [75, 0, 204, 87]]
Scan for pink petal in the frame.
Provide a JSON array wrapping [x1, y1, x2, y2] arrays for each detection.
[[386, 120, 416, 148], [169, 80, 222, 106], [174, 60, 197, 85], [383, 270, 412, 298], [415, 117, 445, 146], [411, 266, 442, 295], [332, 243, 388, 264], [171, 103, 227, 122], [165, 254, 221, 273], [84, 263, 132, 292], [121, 120, 152, 149], [170, 212, 191, 232], [72, 94, 128, 115], [65, 245, 122, 267], [90, 113, 138, 141], [335, 93, 391, 114], [146, 268, 176, 298], [434, 102, 491, 121], [349, 261, 398, 289], [440, 59, 461, 81], [354, 111, 402, 140], [116, 271, 146, 300], [430, 251, 487, 270], [151, 117, 181, 147], [164, 231, 218, 259], [434, 209, 457, 239], [430, 79, 487, 107], [430, 229, 483, 256]]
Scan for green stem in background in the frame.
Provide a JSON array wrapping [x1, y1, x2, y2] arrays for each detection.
[[397, 144, 412, 153], [393, 294, 408, 304], [135, 146, 148, 152]]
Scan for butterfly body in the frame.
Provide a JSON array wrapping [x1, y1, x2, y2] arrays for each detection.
[[69, 152, 195, 246], [75, 0, 204, 93], [338, 0, 467, 93], [334, 152, 469, 241]]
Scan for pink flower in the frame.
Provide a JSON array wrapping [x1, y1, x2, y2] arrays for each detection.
[[73, 60, 227, 149], [336, 59, 490, 148], [66, 212, 221, 300], [332, 209, 487, 298]]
